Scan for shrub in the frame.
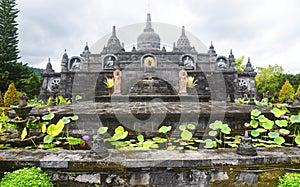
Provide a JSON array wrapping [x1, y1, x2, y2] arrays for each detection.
[[3, 82, 19, 107], [279, 80, 294, 102], [0, 167, 53, 187], [296, 85, 300, 96], [278, 173, 300, 187]]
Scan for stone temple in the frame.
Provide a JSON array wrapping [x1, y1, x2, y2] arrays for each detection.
[[39, 13, 257, 102]]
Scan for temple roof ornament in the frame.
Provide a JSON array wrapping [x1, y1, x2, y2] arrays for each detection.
[[137, 13, 161, 51], [106, 26, 123, 53], [244, 57, 254, 72], [208, 41, 217, 56], [177, 26, 193, 52], [228, 49, 236, 68], [45, 58, 54, 73]]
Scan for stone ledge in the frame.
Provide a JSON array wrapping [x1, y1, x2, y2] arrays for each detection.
[[0, 148, 299, 171]]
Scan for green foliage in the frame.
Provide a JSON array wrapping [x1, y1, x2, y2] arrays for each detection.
[[0, 167, 53, 187], [296, 85, 300, 96], [255, 64, 284, 99], [3, 82, 19, 107], [246, 106, 300, 147], [98, 126, 108, 134], [279, 80, 295, 102], [0, 0, 20, 63], [278, 173, 300, 187], [187, 76, 197, 88], [158, 125, 172, 134], [207, 120, 233, 148], [235, 55, 245, 72], [55, 95, 70, 105]]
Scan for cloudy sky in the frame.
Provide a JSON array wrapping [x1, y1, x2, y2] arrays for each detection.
[[17, 0, 300, 73]]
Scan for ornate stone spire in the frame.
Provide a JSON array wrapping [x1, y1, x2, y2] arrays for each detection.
[[145, 13, 154, 32], [208, 41, 217, 56], [61, 49, 68, 72], [137, 13, 160, 51], [46, 58, 54, 73], [228, 49, 236, 68], [106, 26, 123, 53], [82, 42, 91, 60], [244, 57, 254, 72], [177, 26, 193, 52]]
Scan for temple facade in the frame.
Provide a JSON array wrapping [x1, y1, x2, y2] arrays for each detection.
[[39, 14, 257, 102]]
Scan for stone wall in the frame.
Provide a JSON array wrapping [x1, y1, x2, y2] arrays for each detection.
[[0, 148, 299, 186]]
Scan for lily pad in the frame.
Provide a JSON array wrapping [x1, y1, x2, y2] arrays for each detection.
[[187, 124, 196, 130], [179, 125, 186, 131], [279, 129, 290, 135], [181, 130, 193, 141], [98, 127, 108, 134], [275, 120, 288, 127], [262, 120, 274, 130], [159, 126, 172, 134], [209, 120, 223, 130], [290, 115, 300, 124], [271, 108, 286, 118], [251, 109, 261, 118], [274, 136, 285, 145], [250, 120, 259, 128], [268, 132, 279, 139], [251, 130, 260, 137], [137, 134, 144, 143], [42, 113, 55, 121], [47, 120, 64, 137], [221, 125, 231, 134], [208, 130, 218, 137]]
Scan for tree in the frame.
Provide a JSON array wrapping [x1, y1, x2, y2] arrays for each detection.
[[296, 85, 300, 96], [0, 0, 20, 63], [255, 64, 284, 99], [4, 82, 19, 107], [279, 80, 295, 102], [235, 55, 245, 72]]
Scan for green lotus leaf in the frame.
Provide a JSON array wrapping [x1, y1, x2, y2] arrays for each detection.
[[251, 109, 261, 117], [208, 130, 218, 137], [179, 125, 186, 131], [43, 135, 54, 144], [187, 124, 196, 130], [47, 120, 64, 137], [181, 130, 193, 141], [258, 115, 268, 122], [137, 134, 144, 143], [279, 129, 290, 135], [262, 120, 274, 130], [251, 130, 260, 137], [275, 120, 288, 127], [221, 125, 231, 134], [62, 117, 71, 124], [271, 108, 286, 118], [274, 136, 285, 145], [268, 132, 279, 139], [290, 115, 300, 124], [98, 127, 108, 134], [159, 125, 172, 134], [250, 120, 259, 128], [209, 120, 223, 130], [42, 113, 55, 121], [256, 128, 267, 133]]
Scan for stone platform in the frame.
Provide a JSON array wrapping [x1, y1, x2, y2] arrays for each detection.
[[0, 148, 299, 186], [30, 101, 272, 137]]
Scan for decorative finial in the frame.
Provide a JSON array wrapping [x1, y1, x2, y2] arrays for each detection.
[[230, 49, 233, 55], [144, 13, 154, 32], [181, 26, 185, 36], [48, 57, 51, 62], [112, 25, 116, 36]]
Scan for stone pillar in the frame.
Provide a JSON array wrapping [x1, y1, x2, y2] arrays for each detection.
[[178, 69, 187, 95], [113, 69, 122, 95]]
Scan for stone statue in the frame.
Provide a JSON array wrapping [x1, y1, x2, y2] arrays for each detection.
[[113, 69, 122, 95], [104, 56, 114, 69], [179, 69, 187, 94]]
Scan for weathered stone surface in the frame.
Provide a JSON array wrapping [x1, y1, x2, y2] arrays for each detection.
[[0, 148, 299, 186]]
